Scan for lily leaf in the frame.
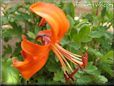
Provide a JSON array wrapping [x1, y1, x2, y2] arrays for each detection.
[[73, 25, 91, 43], [63, 2, 75, 17], [2, 58, 20, 84], [94, 75, 108, 84], [53, 70, 64, 82], [100, 50, 113, 61], [27, 31, 36, 39]]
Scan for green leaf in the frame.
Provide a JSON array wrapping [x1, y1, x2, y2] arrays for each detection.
[[63, 3, 75, 17], [7, 6, 18, 14], [98, 51, 114, 76], [2, 16, 8, 24], [34, 25, 40, 35], [3, 45, 12, 56], [75, 62, 108, 84], [27, 31, 36, 39], [22, 14, 30, 21], [100, 50, 113, 61], [84, 62, 100, 75], [83, 14, 93, 23], [61, 37, 69, 46], [94, 75, 108, 84], [90, 31, 104, 38], [73, 25, 91, 43], [68, 42, 81, 51], [15, 13, 31, 21], [53, 70, 64, 82], [90, 26, 107, 40], [101, 7, 106, 17], [37, 76, 45, 84], [82, 36, 92, 42], [98, 63, 114, 76], [88, 48, 103, 58], [76, 75, 92, 85], [3, 26, 22, 39], [79, 25, 90, 40], [75, 19, 90, 32], [2, 58, 20, 84], [46, 56, 59, 72], [3, 29, 15, 38], [67, 15, 75, 29]]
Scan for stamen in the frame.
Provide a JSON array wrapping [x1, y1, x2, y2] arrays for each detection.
[[58, 48, 82, 62], [38, 18, 46, 26], [61, 55, 73, 72], [53, 45, 73, 72], [55, 43, 83, 67], [52, 45, 77, 81], [69, 67, 79, 79], [55, 43, 82, 58], [64, 72, 70, 81], [60, 49, 82, 61], [35, 34, 88, 81], [52, 44, 84, 81], [66, 71, 75, 81], [52, 48, 64, 67], [51, 45, 67, 72]]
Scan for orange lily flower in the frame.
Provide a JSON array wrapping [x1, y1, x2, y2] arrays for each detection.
[[12, 2, 88, 81]]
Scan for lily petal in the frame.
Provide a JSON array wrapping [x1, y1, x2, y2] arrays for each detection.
[[30, 2, 69, 43], [21, 35, 50, 58], [13, 36, 50, 79], [13, 51, 49, 79]]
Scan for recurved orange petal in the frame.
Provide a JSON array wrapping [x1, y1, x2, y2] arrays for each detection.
[[13, 51, 49, 79], [13, 36, 50, 79], [30, 2, 69, 43], [21, 35, 50, 58]]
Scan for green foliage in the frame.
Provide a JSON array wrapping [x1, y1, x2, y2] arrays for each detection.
[[2, 0, 113, 85], [63, 2, 75, 17], [2, 58, 20, 84], [75, 62, 108, 85], [53, 70, 64, 82]]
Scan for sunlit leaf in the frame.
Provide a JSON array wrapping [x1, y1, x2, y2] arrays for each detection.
[[101, 50, 113, 61], [27, 31, 36, 39], [2, 58, 20, 84], [94, 75, 108, 84]]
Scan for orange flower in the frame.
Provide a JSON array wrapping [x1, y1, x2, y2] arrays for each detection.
[[12, 2, 88, 81]]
